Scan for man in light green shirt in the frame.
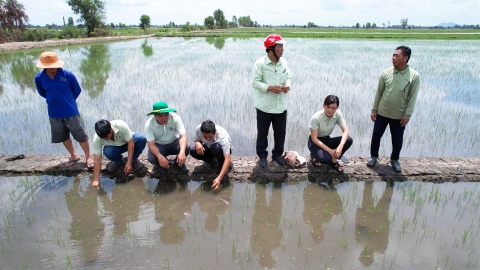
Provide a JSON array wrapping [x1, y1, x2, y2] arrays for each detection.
[[367, 46, 420, 172], [91, 119, 147, 187], [252, 34, 292, 168], [145, 101, 190, 173]]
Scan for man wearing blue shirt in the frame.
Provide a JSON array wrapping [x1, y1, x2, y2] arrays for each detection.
[[35, 51, 93, 168]]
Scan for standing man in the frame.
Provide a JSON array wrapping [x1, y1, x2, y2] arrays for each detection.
[[145, 101, 190, 173], [35, 51, 93, 168], [91, 119, 147, 187], [252, 34, 292, 168], [367, 46, 420, 171], [190, 120, 233, 191]]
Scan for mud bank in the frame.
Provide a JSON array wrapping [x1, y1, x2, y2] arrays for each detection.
[[1, 154, 479, 183], [0, 35, 154, 51]]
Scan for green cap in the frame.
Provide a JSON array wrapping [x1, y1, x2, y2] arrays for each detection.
[[147, 101, 176, 116]]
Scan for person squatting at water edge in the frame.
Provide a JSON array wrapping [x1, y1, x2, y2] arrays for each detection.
[[367, 46, 420, 172], [189, 120, 233, 191], [252, 34, 292, 168], [34, 51, 94, 168], [91, 120, 147, 187], [145, 101, 190, 173], [307, 95, 353, 173]]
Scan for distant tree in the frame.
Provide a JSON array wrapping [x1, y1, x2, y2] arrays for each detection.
[[372, 23, 376, 28], [204, 16, 214, 30], [109, 22, 114, 28], [231, 15, 238, 26], [68, 17, 75, 26], [293, 24, 295, 28], [400, 18, 408, 29], [0, 0, 29, 42], [307, 22, 317, 28], [366, 22, 371, 28], [66, 0, 106, 36], [139, 14, 150, 31], [382, 23, 386, 28], [355, 22, 360, 28], [213, 9, 227, 29]]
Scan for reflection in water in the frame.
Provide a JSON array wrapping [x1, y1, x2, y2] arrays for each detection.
[[355, 182, 393, 266], [214, 38, 225, 50], [64, 176, 105, 264], [191, 182, 232, 232], [79, 44, 111, 98], [149, 180, 193, 245], [0, 51, 38, 92], [100, 180, 145, 235], [205, 37, 215, 45], [250, 182, 283, 268], [303, 182, 342, 243], [141, 39, 153, 57]]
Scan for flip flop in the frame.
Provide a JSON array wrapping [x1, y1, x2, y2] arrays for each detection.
[[65, 157, 80, 167], [86, 161, 94, 169], [310, 157, 322, 167], [329, 162, 344, 173]]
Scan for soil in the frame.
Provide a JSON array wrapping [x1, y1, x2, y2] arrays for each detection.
[[1, 154, 479, 182], [0, 35, 154, 51]]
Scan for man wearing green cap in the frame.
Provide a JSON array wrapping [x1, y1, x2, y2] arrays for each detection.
[[145, 101, 190, 173]]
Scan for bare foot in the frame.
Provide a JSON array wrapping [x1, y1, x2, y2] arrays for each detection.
[[92, 180, 99, 187]]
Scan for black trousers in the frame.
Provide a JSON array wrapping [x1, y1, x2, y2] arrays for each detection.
[[256, 109, 287, 159]]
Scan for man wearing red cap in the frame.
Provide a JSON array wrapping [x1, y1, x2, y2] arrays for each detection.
[[35, 51, 93, 168], [252, 34, 292, 168]]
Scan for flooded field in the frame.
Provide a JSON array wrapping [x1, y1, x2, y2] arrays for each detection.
[[0, 38, 479, 158], [1, 175, 479, 269]]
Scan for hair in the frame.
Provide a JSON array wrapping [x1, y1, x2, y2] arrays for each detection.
[[396, 45, 412, 63], [323, 95, 340, 107], [265, 45, 275, 54], [200, 120, 216, 134], [95, 119, 111, 138]]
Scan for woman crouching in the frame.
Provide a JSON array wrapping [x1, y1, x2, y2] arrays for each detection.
[[307, 95, 353, 173]]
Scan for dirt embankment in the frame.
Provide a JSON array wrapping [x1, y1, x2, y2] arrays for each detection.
[[1, 154, 479, 183], [0, 35, 154, 51]]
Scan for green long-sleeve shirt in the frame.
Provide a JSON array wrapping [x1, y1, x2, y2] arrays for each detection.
[[372, 65, 420, 119], [252, 55, 292, 114]]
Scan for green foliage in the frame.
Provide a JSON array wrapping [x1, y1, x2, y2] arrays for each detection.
[[140, 14, 150, 31], [366, 22, 371, 28], [204, 16, 214, 30], [213, 9, 227, 29], [90, 27, 109, 37], [238, 16, 252, 27], [59, 25, 83, 38], [141, 39, 153, 57], [68, 17, 74, 26], [66, 0, 106, 36], [21, 28, 56, 41], [79, 44, 111, 98], [355, 22, 360, 28], [181, 21, 196, 32], [0, 0, 29, 42], [401, 18, 408, 30]]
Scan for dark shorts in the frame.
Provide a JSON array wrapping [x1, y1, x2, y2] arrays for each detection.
[[49, 115, 89, 143]]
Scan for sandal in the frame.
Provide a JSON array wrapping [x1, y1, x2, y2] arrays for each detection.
[[329, 162, 344, 173], [65, 157, 80, 167], [310, 157, 322, 167]]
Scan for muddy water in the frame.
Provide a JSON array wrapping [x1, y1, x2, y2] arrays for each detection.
[[0, 176, 479, 269]]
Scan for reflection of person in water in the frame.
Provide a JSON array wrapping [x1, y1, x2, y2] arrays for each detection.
[[99, 180, 146, 235], [191, 182, 232, 232], [250, 182, 283, 268], [302, 182, 342, 243], [150, 180, 193, 245], [355, 182, 393, 267], [64, 176, 104, 264]]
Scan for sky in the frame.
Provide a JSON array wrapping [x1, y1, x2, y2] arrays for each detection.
[[22, 0, 479, 27]]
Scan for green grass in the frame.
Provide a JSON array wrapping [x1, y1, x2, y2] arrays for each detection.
[[134, 27, 480, 40]]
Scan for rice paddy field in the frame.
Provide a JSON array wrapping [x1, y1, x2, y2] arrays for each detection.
[[1, 175, 480, 269], [1, 38, 479, 269], [0, 37, 479, 158]]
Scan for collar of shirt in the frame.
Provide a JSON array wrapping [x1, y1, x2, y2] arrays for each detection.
[[321, 111, 337, 122], [393, 65, 409, 74]]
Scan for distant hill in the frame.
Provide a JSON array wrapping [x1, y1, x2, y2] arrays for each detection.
[[437, 22, 459, 27]]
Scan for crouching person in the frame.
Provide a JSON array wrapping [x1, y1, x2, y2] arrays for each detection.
[[92, 119, 147, 187], [145, 101, 190, 173], [190, 120, 233, 191]]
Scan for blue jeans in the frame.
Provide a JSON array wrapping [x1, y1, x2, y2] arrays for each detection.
[[308, 136, 353, 163], [103, 133, 147, 163], [370, 114, 405, 160], [147, 138, 190, 165]]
